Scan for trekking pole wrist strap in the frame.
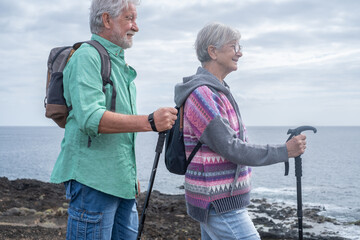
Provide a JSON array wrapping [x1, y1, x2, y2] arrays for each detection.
[[148, 112, 158, 132]]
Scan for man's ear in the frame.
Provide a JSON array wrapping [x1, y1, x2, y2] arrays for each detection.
[[208, 45, 217, 60], [102, 13, 111, 29]]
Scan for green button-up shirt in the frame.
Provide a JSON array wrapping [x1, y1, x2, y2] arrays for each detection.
[[50, 34, 138, 199]]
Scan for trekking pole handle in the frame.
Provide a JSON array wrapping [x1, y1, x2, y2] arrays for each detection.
[[285, 126, 317, 176], [286, 126, 317, 142]]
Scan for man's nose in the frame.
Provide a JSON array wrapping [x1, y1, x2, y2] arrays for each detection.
[[132, 21, 139, 32]]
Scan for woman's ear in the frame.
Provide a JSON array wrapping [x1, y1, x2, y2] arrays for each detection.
[[207, 45, 217, 60]]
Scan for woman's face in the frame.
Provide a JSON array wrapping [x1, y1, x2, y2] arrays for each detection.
[[215, 40, 242, 75]]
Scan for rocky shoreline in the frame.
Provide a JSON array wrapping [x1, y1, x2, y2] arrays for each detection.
[[0, 177, 357, 240]]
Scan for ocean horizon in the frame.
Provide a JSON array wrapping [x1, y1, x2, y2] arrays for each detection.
[[0, 126, 359, 238]]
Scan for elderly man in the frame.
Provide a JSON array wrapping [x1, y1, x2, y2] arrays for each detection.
[[50, 0, 177, 239]]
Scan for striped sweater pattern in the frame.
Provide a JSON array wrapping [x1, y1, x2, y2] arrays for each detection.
[[183, 86, 252, 222]]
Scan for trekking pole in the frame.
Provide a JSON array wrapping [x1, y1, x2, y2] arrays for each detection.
[[137, 132, 166, 240], [285, 126, 317, 240]]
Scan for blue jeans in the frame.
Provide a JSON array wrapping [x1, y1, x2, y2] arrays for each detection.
[[200, 207, 260, 240], [64, 180, 138, 240]]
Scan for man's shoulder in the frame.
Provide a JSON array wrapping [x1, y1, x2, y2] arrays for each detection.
[[72, 43, 100, 59], [66, 43, 101, 69]]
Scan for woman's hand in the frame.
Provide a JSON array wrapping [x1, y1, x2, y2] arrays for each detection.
[[286, 134, 307, 158]]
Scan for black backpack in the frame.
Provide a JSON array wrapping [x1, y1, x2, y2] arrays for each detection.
[[44, 40, 115, 128], [164, 105, 202, 175], [165, 86, 221, 175]]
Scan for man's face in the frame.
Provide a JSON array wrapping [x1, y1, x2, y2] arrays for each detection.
[[109, 3, 139, 49]]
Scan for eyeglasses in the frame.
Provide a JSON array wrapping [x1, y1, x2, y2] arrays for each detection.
[[233, 44, 242, 53]]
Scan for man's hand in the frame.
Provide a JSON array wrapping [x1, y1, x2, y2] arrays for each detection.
[[286, 134, 307, 158], [152, 107, 178, 132]]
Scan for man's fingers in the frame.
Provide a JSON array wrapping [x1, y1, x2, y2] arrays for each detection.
[[152, 107, 178, 132], [169, 107, 178, 115]]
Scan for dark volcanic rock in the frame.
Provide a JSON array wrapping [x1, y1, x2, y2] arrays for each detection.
[[0, 178, 354, 240]]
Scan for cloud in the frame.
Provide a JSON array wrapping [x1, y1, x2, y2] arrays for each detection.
[[0, 0, 359, 126]]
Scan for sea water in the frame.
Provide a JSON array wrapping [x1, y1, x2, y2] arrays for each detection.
[[0, 126, 359, 235]]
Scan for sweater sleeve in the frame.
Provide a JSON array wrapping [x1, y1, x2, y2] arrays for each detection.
[[185, 86, 288, 167], [200, 116, 288, 166]]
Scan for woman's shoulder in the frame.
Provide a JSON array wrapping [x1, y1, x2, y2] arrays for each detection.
[[186, 85, 226, 114], [191, 85, 226, 103], [192, 85, 217, 97]]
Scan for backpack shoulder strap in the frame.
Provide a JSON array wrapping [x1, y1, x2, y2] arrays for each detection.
[[72, 40, 111, 83], [82, 40, 111, 85], [73, 40, 116, 112], [179, 105, 184, 131], [187, 141, 202, 163]]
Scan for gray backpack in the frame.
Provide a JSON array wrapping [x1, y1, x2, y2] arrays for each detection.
[[44, 40, 114, 128]]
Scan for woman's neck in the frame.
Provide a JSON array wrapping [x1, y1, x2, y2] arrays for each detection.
[[203, 62, 227, 82]]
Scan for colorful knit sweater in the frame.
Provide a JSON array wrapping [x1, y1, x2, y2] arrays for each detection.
[[174, 67, 289, 222]]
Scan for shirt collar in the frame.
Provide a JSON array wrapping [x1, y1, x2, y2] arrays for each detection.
[[91, 34, 125, 59]]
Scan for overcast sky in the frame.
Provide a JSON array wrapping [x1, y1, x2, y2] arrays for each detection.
[[0, 0, 359, 126]]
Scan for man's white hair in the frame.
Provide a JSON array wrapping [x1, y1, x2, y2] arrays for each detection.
[[90, 0, 140, 34]]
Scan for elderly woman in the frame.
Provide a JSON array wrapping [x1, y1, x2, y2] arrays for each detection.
[[174, 22, 307, 240]]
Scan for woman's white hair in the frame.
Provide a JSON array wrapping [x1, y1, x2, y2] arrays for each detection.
[[195, 22, 241, 64], [90, 0, 140, 34]]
